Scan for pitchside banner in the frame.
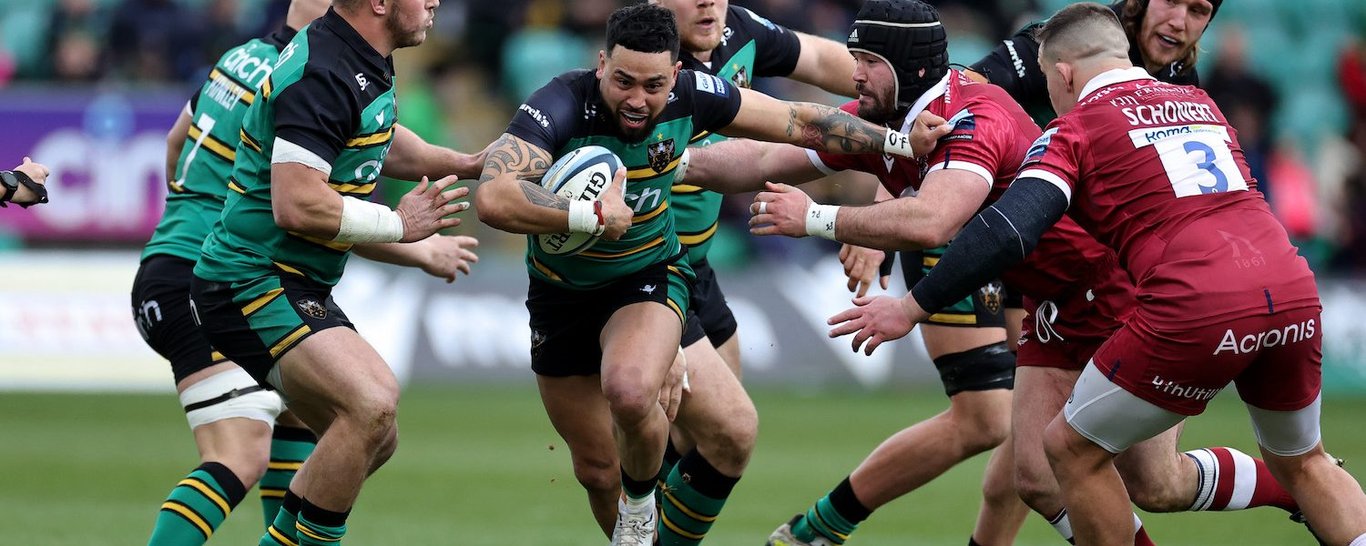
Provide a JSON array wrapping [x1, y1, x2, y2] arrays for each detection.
[[0, 88, 185, 241], [2, 252, 1365, 395]]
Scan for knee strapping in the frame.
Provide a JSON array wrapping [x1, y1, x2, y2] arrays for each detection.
[[934, 342, 1016, 397], [179, 367, 283, 429]]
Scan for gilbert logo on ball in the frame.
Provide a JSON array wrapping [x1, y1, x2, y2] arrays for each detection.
[[536, 145, 623, 256]]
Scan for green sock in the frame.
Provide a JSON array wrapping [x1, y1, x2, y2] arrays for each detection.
[[147, 462, 247, 545], [260, 426, 316, 529], [658, 451, 740, 546], [295, 499, 349, 545], [259, 490, 302, 546], [791, 478, 871, 545], [654, 438, 683, 504]]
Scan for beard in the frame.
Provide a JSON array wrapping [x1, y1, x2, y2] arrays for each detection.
[[386, 11, 428, 48], [855, 85, 900, 125]]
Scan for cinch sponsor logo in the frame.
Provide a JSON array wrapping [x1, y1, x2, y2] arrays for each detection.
[[222, 47, 275, 87], [1212, 318, 1317, 356], [518, 104, 550, 128], [1150, 375, 1220, 401]]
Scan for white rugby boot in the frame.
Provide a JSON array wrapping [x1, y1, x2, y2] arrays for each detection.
[[766, 514, 835, 546], [610, 496, 657, 546]]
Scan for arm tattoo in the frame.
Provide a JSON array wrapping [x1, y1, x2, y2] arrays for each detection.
[[519, 180, 570, 210], [479, 133, 567, 211], [793, 103, 885, 153], [479, 133, 553, 182]]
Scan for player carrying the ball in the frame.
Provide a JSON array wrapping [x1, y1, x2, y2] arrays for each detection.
[[474, 5, 934, 545]]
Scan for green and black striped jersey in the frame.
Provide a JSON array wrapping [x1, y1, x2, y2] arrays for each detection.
[[673, 5, 801, 264], [506, 68, 742, 289], [196, 8, 398, 287], [141, 28, 295, 263]]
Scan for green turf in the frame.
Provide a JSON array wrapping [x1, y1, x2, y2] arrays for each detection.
[[2, 385, 1360, 545]]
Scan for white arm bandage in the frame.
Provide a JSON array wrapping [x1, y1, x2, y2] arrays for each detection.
[[335, 196, 405, 243], [673, 148, 690, 183], [805, 203, 839, 240], [568, 200, 605, 236], [883, 128, 915, 159]]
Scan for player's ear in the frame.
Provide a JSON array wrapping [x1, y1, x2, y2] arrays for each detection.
[[1055, 62, 1074, 93], [370, 0, 386, 16], [672, 61, 681, 79], [596, 50, 608, 78]]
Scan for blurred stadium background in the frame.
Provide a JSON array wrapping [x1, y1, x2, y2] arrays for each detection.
[[2, 0, 1365, 544]]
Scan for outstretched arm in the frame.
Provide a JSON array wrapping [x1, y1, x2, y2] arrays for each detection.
[[826, 177, 1068, 355], [720, 88, 919, 157], [789, 32, 859, 98], [382, 124, 485, 181], [680, 139, 826, 194]]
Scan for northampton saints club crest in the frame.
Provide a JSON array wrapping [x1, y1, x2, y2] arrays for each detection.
[[296, 298, 328, 320], [731, 66, 750, 89], [978, 281, 1004, 315], [647, 138, 676, 173]]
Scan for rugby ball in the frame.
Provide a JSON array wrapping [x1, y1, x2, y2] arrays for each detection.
[[536, 145, 623, 256]]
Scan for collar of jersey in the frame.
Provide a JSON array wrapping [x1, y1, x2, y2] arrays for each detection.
[[1079, 66, 1154, 102], [897, 71, 953, 134], [319, 8, 392, 76]]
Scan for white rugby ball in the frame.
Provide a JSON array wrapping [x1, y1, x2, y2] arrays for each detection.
[[536, 145, 623, 256]]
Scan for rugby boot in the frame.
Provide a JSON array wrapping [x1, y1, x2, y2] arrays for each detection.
[[611, 497, 657, 546], [767, 514, 835, 546]]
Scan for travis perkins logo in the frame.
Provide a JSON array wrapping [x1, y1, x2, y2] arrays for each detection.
[[648, 138, 676, 173], [296, 299, 327, 320]]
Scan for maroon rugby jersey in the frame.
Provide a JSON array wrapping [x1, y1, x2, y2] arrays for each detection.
[[807, 70, 1133, 328], [1019, 68, 1319, 325]]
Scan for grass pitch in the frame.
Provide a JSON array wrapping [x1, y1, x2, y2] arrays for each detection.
[[2, 384, 1360, 545]]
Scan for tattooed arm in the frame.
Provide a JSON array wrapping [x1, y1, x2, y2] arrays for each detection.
[[473, 133, 632, 239], [720, 88, 925, 157]]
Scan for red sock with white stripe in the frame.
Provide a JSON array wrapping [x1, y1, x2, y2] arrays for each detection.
[[1185, 447, 1298, 512]]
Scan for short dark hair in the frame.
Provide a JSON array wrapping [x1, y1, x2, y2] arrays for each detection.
[[606, 4, 680, 61], [1037, 2, 1122, 49]]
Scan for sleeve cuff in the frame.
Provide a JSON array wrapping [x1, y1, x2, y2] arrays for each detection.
[[1018, 168, 1072, 205], [926, 160, 993, 189], [273, 138, 333, 176], [805, 149, 837, 176]]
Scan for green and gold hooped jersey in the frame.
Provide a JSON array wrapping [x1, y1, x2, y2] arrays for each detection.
[[195, 8, 398, 287], [506, 69, 743, 289], [674, 5, 801, 263], [142, 28, 295, 263]]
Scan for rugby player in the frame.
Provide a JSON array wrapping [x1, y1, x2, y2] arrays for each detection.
[[962, 0, 1316, 541], [656, 0, 857, 379], [683, 2, 1036, 544], [473, 5, 925, 544], [653, 0, 860, 510], [186, 1, 477, 545], [830, 4, 1366, 545]]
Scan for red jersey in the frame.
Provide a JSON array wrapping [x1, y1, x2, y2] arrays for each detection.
[[808, 70, 1132, 322], [1020, 68, 1319, 326]]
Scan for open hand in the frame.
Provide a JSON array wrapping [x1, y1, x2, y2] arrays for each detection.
[[827, 295, 928, 355], [397, 175, 469, 243], [420, 234, 479, 283]]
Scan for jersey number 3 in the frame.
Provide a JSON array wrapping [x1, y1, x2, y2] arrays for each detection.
[[1153, 130, 1248, 198]]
